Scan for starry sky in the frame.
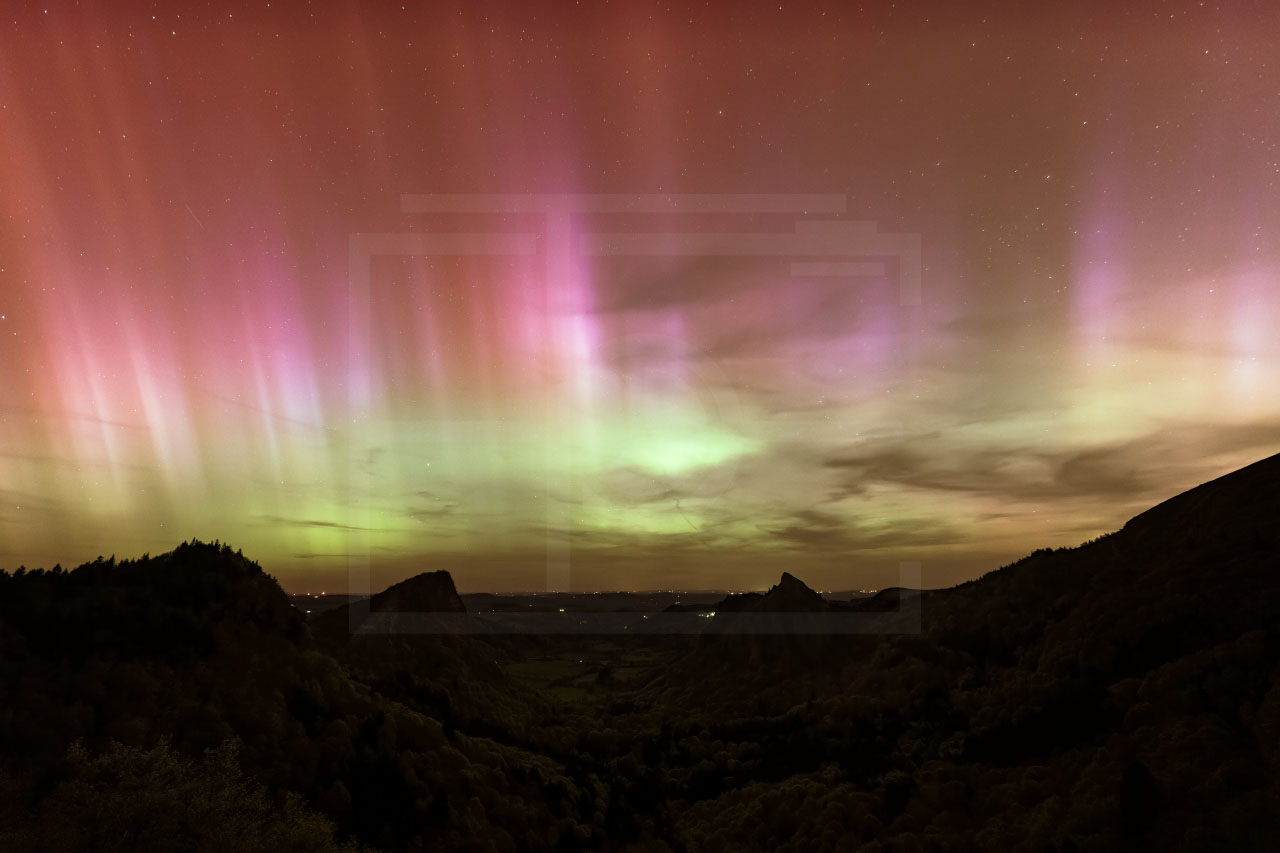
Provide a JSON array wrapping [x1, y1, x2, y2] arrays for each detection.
[[2, 1, 1279, 593]]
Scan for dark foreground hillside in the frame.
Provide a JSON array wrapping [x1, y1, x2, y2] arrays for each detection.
[[643, 453, 1280, 850], [1, 453, 1279, 851]]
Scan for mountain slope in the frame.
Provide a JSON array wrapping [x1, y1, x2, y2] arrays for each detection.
[[647, 452, 1280, 850], [0, 542, 613, 852], [714, 571, 829, 614], [313, 570, 468, 637]]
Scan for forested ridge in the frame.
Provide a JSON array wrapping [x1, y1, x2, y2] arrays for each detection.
[[2, 453, 1279, 850]]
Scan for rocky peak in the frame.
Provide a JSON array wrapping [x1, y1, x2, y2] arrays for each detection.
[[369, 570, 466, 613]]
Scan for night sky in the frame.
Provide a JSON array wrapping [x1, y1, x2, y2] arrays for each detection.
[[3, 1, 1279, 592]]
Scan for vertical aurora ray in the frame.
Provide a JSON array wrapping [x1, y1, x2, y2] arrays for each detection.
[[2, 2, 1280, 591]]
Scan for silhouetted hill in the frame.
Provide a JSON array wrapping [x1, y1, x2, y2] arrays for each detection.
[[691, 572, 842, 668], [646, 452, 1280, 849], [0, 542, 617, 851], [830, 586, 920, 612], [312, 570, 469, 639], [711, 571, 829, 615], [766, 571, 828, 610], [933, 451, 1280, 686], [1119, 450, 1280, 554], [308, 569, 547, 748], [0, 541, 306, 666], [371, 570, 466, 613]]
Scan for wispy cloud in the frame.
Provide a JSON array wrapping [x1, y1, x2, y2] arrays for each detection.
[[820, 418, 1280, 506], [256, 515, 375, 531], [759, 507, 963, 551]]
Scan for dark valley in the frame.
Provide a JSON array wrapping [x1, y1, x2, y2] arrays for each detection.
[[2, 453, 1279, 850]]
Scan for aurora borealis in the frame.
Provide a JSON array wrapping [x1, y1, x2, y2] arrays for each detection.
[[2, 1, 1279, 593]]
